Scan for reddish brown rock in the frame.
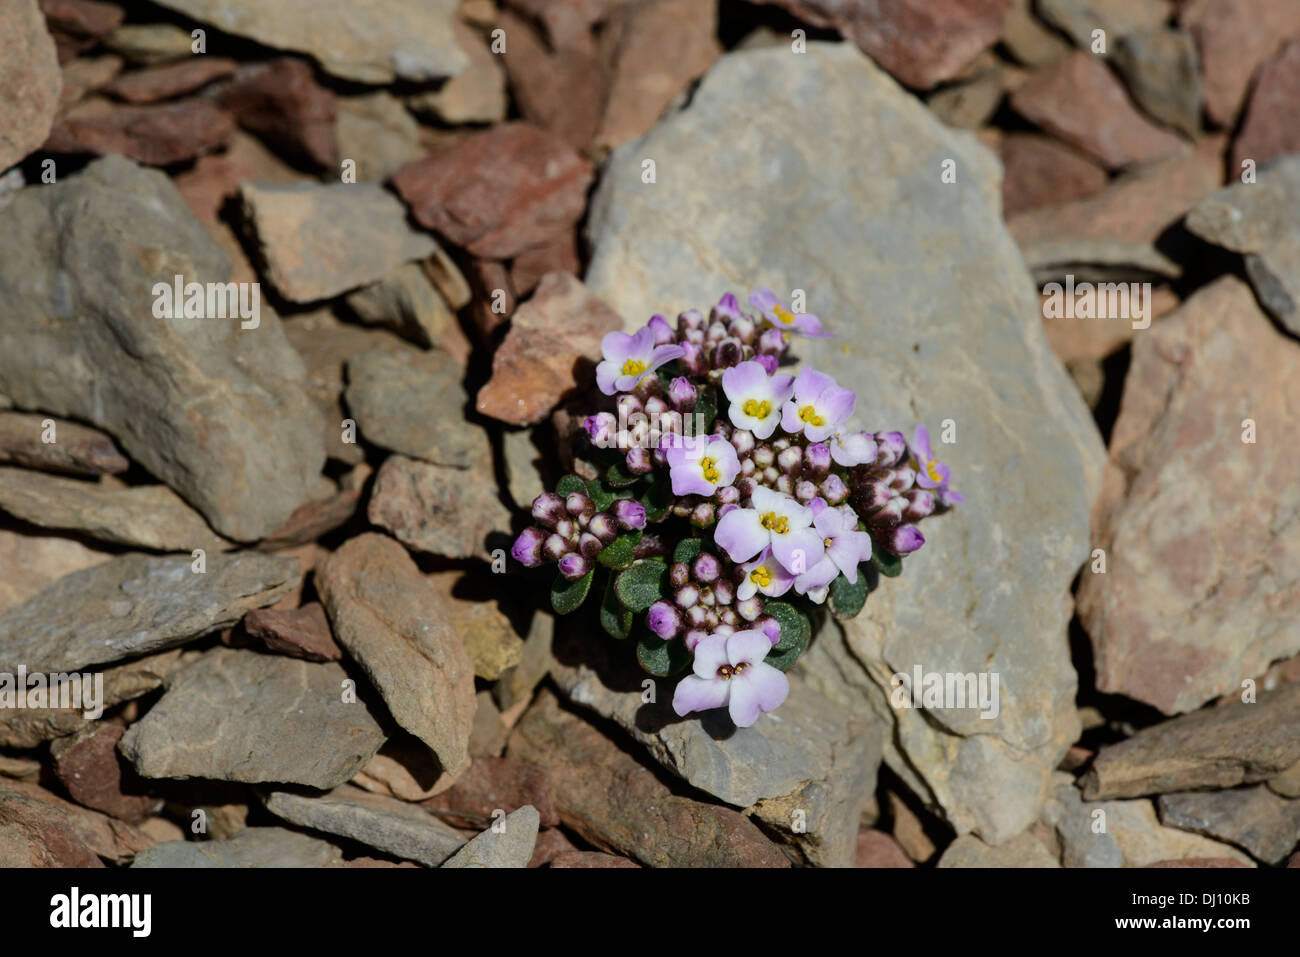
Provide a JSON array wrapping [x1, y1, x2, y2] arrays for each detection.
[[216, 58, 337, 169], [1232, 38, 1300, 173], [2, 0, 63, 170], [367, 453, 511, 560], [103, 56, 237, 103], [1180, 0, 1300, 127], [511, 231, 581, 298], [38, 0, 122, 38], [507, 689, 789, 868], [504, 0, 634, 51], [0, 411, 128, 476], [476, 271, 624, 425], [1145, 858, 1252, 868], [239, 602, 342, 662], [528, 826, 579, 867], [50, 724, 162, 823], [1077, 277, 1300, 715], [1010, 51, 1185, 170], [469, 259, 516, 341], [258, 489, 361, 549], [174, 130, 307, 228], [855, 829, 914, 868], [754, 0, 1009, 90], [44, 99, 234, 165], [1000, 132, 1108, 218], [391, 122, 595, 259], [422, 756, 559, 829], [549, 850, 640, 868], [58, 52, 122, 110], [0, 779, 150, 866], [498, 10, 607, 151]]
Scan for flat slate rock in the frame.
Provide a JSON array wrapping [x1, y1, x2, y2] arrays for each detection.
[[119, 647, 386, 789], [441, 805, 539, 868], [0, 552, 297, 674], [132, 827, 344, 868], [584, 41, 1103, 845], [0, 411, 128, 476], [367, 454, 511, 561], [0, 155, 326, 542], [264, 785, 466, 867], [1158, 786, 1300, 865]]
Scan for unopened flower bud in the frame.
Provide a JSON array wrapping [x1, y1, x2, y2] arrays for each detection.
[[885, 524, 925, 555], [876, 431, 907, 467], [692, 552, 721, 583], [511, 527, 546, 567], [616, 393, 644, 418], [853, 479, 892, 514], [686, 604, 710, 628], [684, 629, 709, 652], [670, 561, 691, 588], [690, 502, 716, 528], [729, 316, 756, 344], [756, 616, 782, 645], [544, 533, 568, 562], [679, 308, 706, 333], [554, 517, 576, 540], [774, 473, 793, 495], [868, 497, 905, 528], [644, 396, 668, 419], [713, 338, 743, 369], [795, 479, 818, 503], [754, 354, 779, 375], [731, 429, 756, 456], [763, 466, 780, 484], [714, 579, 734, 606], [647, 313, 675, 345], [584, 412, 617, 449], [588, 512, 616, 543], [889, 465, 916, 492], [757, 328, 785, 355], [675, 583, 700, 609], [804, 443, 831, 478], [578, 531, 603, 558], [647, 600, 682, 639], [557, 552, 590, 580], [698, 586, 715, 608], [566, 491, 594, 516], [753, 445, 775, 469], [820, 473, 849, 505], [625, 446, 653, 474], [719, 608, 738, 628], [712, 293, 743, 322], [612, 499, 647, 530], [715, 484, 740, 507], [679, 340, 707, 375], [777, 446, 802, 473], [531, 492, 565, 528], [714, 622, 735, 636], [904, 489, 936, 521], [737, 596, 763, 622], [667, 376, 697, 412]]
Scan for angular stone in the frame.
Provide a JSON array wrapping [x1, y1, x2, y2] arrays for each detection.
[[548, 850, 639, 868], [407, 19, 506, 125], [508, 690, 789, 867], [469, 690, 510, 757], [149, 0, 467, 84], [334, 91, 421, 182], [1010, 138, 1224, 282], [442, 805, 539, 868], [1083, 684, 1300, 799], [1001, 0, 1071, 67], [351, 734, 457, 802], [344, 262, 457, 349], [391, 123, 595, 259], [120, 648, 386, 788], [0, 155, 326, 541], [39, 0, 125, 45], [502, 428, 547, 510], [1269, 760, 1300, 799], [0, 0, 62, 170], [1186, 155, 1300, 336], [426, 571, 524, 681], [240, 182, 437, 303], [51, 723, 162, 823], [0, 552, 296, 674], [584, 42, 1103, 844], [0, 779, 150, 867], [1159, 787, 1300, 865], [1036, 0, 1171, 49], [1232, 38, 1300, 175], [132, 827, 342, 868], [1111, 27, 1201, 139], [927, 64, 1005, 130], [103, 56, 236, 102], [258, 488, 360, 550], [510, 232, 581, 298], [216, 58, 337, 169], [0, 411, 128, 476], [1180, 0, 1300, 127], [855, 829, 914, 867], [264, 785, 467, 866], [1098, 798, 1253, 867], [345, 348, 487, 467], [315, 533, 477, 774], [1010, 51, 1185, 169], [476, 271, 624, 425], [493, 610, 555, 712], [102, 23, 194, 65], [0, 468, 228, 552], [239, 603, 341, 662], [938, 831, 1060, 867], [367, 454, 511, 561], [422, 755, 557, 829], [1000, 132, 1107, 218], [45, 99, 235, 165], [1077, 278, 1300, 713], [59, 53, 123, 109]]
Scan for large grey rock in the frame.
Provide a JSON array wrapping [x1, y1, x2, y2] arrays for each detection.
[[584, 42, 1104, 844], [1185, 156, 1300, 337], [132, 827, 343, 868], [441, 805, 539, 868], [0, 553, 297, 674], [149, 0, 466, 84], [264, 785, 466, 866], [0, 0, 61, 171], [0, 467, 229, 552], [0, 156, 326, 542], [1041, 774, 1123, 868], [119, 648, 386, 789], [1158, 787, 1300, 865]]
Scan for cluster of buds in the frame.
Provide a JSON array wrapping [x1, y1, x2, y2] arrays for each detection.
[[511, 491, 647, 579], [674, 293, 790, 379], [645, 550, 781, 651]]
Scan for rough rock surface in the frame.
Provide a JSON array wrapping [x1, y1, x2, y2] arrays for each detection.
[[441, 805, 540, 868], [119, 648, 386, 789], [315, 534, 477, 775], [132, 827, 343, 867], [0, 155, 326, 542], [0, 779, 150, 867], [45, 100, 236, 166], [1158, 787, 1300, 865], [367, 454, 511, 561], [0, 552, 296, 673], [0, 0, 62, 170], [0, 412, 128, 476], [51, 723, 162, 823], [584, 42, 1103, 845], [1179, 0, 1300, 127], [938, 831, 1060, 867]]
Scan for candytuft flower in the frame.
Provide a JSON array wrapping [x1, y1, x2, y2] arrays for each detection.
[[665, 433, 740, 497], [910, 425, 965, 504], [781, 368, 856, 443], [672, 630, 790, 728], [596, 324, 685, 396], [737, 547, 795, 600], [748, 287, 831, 339], [715, 486, 824, 572], [722, 360, 794, 440], [794, 500, 873, 593]]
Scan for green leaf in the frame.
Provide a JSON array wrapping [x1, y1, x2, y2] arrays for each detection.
[[599, 574, 633, 639], [636, 633, 691, 677], [614, 560, 666, 612], [550, 569, 594, 615], [692, 389, 718, 433], [604, 459, 642, 488], [762, 600, 811, 672], [829, 569, 870, 619], [596, 530, 642, 570], [556, 474, 587, 497], [638, 474, 673, 523], [586, 478, 614, 512], [673, 537, 704, 564], [873, 548, 903, 578]]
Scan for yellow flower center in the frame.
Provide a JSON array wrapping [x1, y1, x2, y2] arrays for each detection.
[[621, 358, 647, 377], [742, 398, 772, 419], [824, 537, 833, 547], [798, 404, 825, 427], [773, 304, 796, 325], [700, 456, 719, 483], [760, 511, 789, 535], [926, 459, 943, 484], [749, 566, 772, 588]]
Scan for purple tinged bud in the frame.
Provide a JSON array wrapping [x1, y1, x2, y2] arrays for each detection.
[[543, 533, 568, 562], [670, 561, 690, 588], [698, 586, 715, 608], [704, 608, 720, 629], [889, 465, 916, 492], [686, 604, 709, 627], [644, 396, 668, 418], [729, 317, 756, 344], [777, 446, 802, 473], [511, 527, 546, 567], [754, 354, 779, 375], [588, 512, 616, 543], [876, 431, 907, 468], [717, 502, 740, 519], [753, 446, 775, 468], [731, 429, 755, 456], [612, 499, 646, 530], [625, 446, 653, 474], [557, 552, 590, 580], [692, 552, 721, 583], [566, 492, 594, 516], [705, 321, 728, 343], [820, 473, 849, 505], [740, 459, 757, 479], [887, 524, 925, 555], [805, 443, 831, 477], [774, 473, 793, 495], [854, 479, 892, 513], [679, 308, 706, 332], [578, 532, 603, 558], [795, 479, 818, 503], [904, 489, 936, 521], [757, 327, 785, 355], [714, 622, 735, 636], [647, 600, 682, 639], [714, 579, 734, 605], [712, 292, 743, 321], [718, 608, 738, 627], [675, 583, 700, 609], [737, 596, 763, 622], [713, 338, 743, 369], [647, 313, 674, 345], [531, 492, 565, 528], [554, 517, 576, 540], [690, 502, 716, 528], [668, 376, 697, 412], [680, 340, 707, 375], [616, 393, 644, 418], [869, 497, 906, 528], [684, 629, 709, 652], [715, 484, 740, 506], [584, 412, 617, 448], [757, 616, 782, 645]]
